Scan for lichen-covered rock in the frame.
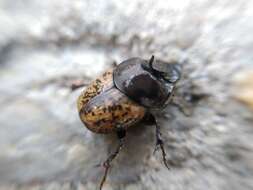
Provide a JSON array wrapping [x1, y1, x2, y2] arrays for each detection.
[[0, 0, 253, 189]]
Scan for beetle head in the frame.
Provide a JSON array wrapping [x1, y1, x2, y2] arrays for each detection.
[[114, 56, 182, 108], [143, 55, 182, 84]]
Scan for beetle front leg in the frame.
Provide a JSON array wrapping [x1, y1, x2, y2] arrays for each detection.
[[144, 113, 170, 170], [99, 129, 126, 190], [153, 118, 170, 170]]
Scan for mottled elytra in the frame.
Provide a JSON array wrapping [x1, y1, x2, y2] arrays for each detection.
[[76, 55, 182, 190]]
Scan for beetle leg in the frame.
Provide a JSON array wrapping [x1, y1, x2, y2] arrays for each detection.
[[99, 129, 126, 190], [154, 118, 171, 170], [70, 80, 87, 91], [144, 113, 170, 170]]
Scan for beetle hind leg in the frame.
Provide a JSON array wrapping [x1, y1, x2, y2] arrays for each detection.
[[99, 129, 126, 190]]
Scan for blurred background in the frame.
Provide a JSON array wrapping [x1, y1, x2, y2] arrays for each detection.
[[0, 0, 253, 189]]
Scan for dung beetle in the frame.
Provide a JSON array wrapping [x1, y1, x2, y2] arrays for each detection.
[[77, 55, 181, 190]]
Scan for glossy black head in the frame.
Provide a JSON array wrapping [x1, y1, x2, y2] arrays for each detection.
[[113, 56, 182, 108], [142, 55, 181, 83]]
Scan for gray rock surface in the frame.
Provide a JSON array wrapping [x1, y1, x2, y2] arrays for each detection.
[[0, 0, 253, 189]]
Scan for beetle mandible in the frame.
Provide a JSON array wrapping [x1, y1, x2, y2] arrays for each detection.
[[77, 55, 181, 190]]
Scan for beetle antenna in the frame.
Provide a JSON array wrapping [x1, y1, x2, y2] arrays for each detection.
[[148, 55, 155, 69]]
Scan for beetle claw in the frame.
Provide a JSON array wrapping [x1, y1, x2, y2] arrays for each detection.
[[153, 143, 160, 155], [153, 141, 171, 170], [99, 163, 110, 190], [99, 136, 125, 190], [159, 143, 171, 170]]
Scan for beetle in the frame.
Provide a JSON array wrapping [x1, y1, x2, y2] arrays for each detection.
[[76, 55, 181, 190]]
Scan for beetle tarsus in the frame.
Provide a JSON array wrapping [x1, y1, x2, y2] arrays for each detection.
[[99, 131, 125, 190], [146, 113, 171, 170], [154, 121, 171, 170], [156, 140, 170, 170]]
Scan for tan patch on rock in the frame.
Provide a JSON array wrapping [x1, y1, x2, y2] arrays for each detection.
[[233, 71, 253, 110]]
